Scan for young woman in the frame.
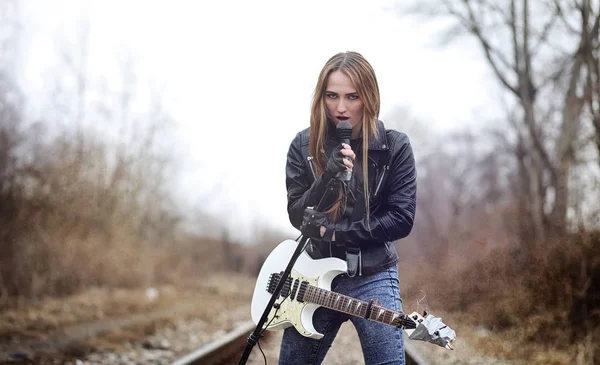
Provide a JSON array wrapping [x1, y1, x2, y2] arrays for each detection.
[[282, 51, 417, 364]]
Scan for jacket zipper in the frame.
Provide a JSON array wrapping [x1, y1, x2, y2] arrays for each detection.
[[359, 250, 362, 276], [373, 165, 389, 198], [307, 156, 317, 181]]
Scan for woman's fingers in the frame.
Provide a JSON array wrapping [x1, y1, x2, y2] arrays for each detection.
[[340, 144, 355, 168], [340, 145, 356, 161]]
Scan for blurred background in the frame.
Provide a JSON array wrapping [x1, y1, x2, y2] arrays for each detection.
[[0, 0, 598, 364]]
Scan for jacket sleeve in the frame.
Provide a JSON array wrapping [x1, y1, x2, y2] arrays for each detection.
[[334, 132, 417, 245], [286, 133, 335, 230]]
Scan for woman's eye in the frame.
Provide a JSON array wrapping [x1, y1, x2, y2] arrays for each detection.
[[348, 94, 359, 100], [326, 93, 337, 99]]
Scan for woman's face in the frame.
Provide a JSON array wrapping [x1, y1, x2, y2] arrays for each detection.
[[324, 70, 364, 129]]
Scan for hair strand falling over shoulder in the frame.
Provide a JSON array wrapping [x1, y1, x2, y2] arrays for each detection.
[[309, 51, 380, 226]]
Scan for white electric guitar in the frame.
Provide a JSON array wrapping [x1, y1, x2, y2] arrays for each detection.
[[250, 239, 416, 340]]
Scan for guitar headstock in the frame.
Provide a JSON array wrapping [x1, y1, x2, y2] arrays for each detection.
[[404, 311, 457, 350]]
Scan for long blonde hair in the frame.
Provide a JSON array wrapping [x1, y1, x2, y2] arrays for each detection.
[[309, 51, 380, 222]]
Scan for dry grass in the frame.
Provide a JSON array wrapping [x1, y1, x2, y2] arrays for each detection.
[[0, 272, 256, 343], [0, 66, 242, 304], [400, 231, 600, 364]]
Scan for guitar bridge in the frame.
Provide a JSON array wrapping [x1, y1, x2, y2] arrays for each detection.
[[266, 273, 281, 294]]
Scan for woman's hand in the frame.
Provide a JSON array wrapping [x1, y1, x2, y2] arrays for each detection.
[[324, 143, 356, 179], [301, 207, 334, 242]]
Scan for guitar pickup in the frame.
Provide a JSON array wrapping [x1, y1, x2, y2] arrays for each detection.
[[280, 276, 292, 297], [290, 279, 299, 300], [266, 272, 292, 298], [296, 281, 309, 302]]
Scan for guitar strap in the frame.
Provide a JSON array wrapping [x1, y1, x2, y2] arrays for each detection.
[[345, 145, 391, 277]]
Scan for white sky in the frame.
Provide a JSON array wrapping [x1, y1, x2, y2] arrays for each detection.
[[17, 0, 501, 243]]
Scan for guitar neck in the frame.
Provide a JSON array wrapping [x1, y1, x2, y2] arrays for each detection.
[[303, 284, 404, 327]]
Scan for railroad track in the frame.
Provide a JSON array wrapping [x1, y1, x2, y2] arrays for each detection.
[[170, 321, 264, 365], [171, 321, 431, 365]]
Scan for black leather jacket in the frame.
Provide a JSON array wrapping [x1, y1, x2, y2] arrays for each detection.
[[285, 120, 417, 276]]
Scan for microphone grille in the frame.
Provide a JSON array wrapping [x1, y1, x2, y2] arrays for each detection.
[[336, 120, 352, 140]]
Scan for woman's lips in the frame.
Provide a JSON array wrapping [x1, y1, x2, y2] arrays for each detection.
[[336, 116, 349, 121]]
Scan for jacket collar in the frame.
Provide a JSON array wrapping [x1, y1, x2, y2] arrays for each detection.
[[367, 120, 389, 151]]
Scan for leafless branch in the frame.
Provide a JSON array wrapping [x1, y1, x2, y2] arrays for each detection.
[[461, 0, 520, 96], [537, 54, 572, 90], [479, 0, 512, 25], [530, 4, 561, 56], [555, 0, 583, 34], [523, 0, 533, 90], [581, 0, 600, 156]]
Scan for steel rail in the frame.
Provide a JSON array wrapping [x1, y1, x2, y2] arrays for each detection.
[[171, 322, 431, 365], [170, 321, 261, 365]]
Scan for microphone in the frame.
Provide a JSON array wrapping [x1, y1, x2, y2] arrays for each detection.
[[335, 120, 353, 181]]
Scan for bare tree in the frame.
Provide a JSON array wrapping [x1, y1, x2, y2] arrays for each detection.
[[398, 0, 595, 242], [384, 106, 515, 265], [578, 1, 600, 167], [0, 0, 25, 300]]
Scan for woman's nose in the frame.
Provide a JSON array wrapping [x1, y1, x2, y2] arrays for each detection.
[[337, 99, 347, 113]]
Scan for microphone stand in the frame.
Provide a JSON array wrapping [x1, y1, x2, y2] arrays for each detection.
[[236, 233, 311, 365], [237, 180, 335, 365]]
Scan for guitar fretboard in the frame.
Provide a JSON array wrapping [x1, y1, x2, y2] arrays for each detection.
[[303, 284, 404, 327]]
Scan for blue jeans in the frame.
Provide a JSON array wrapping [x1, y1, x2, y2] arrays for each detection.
[[278, 265, 405, 365]]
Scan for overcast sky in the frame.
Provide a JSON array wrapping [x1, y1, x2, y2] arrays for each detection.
[[17, 0, 502, 243]]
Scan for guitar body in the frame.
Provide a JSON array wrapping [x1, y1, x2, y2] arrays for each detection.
[[251, 240, 457, 350], [250, 239, 347, 339]]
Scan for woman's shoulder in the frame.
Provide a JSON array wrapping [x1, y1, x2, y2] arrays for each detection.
[[385, 129, 410, 145], [290, 126, 311, 147], [376, 120, 411, 147], [378, 122, 416, 166]]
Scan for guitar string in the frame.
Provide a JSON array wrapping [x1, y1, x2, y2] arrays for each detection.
[[287, 263, 407, 327], [301, 281, 411, 330], [270, 278, 411, 345], [310, 286, 372, 319], [312, 283, 410, 326]]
